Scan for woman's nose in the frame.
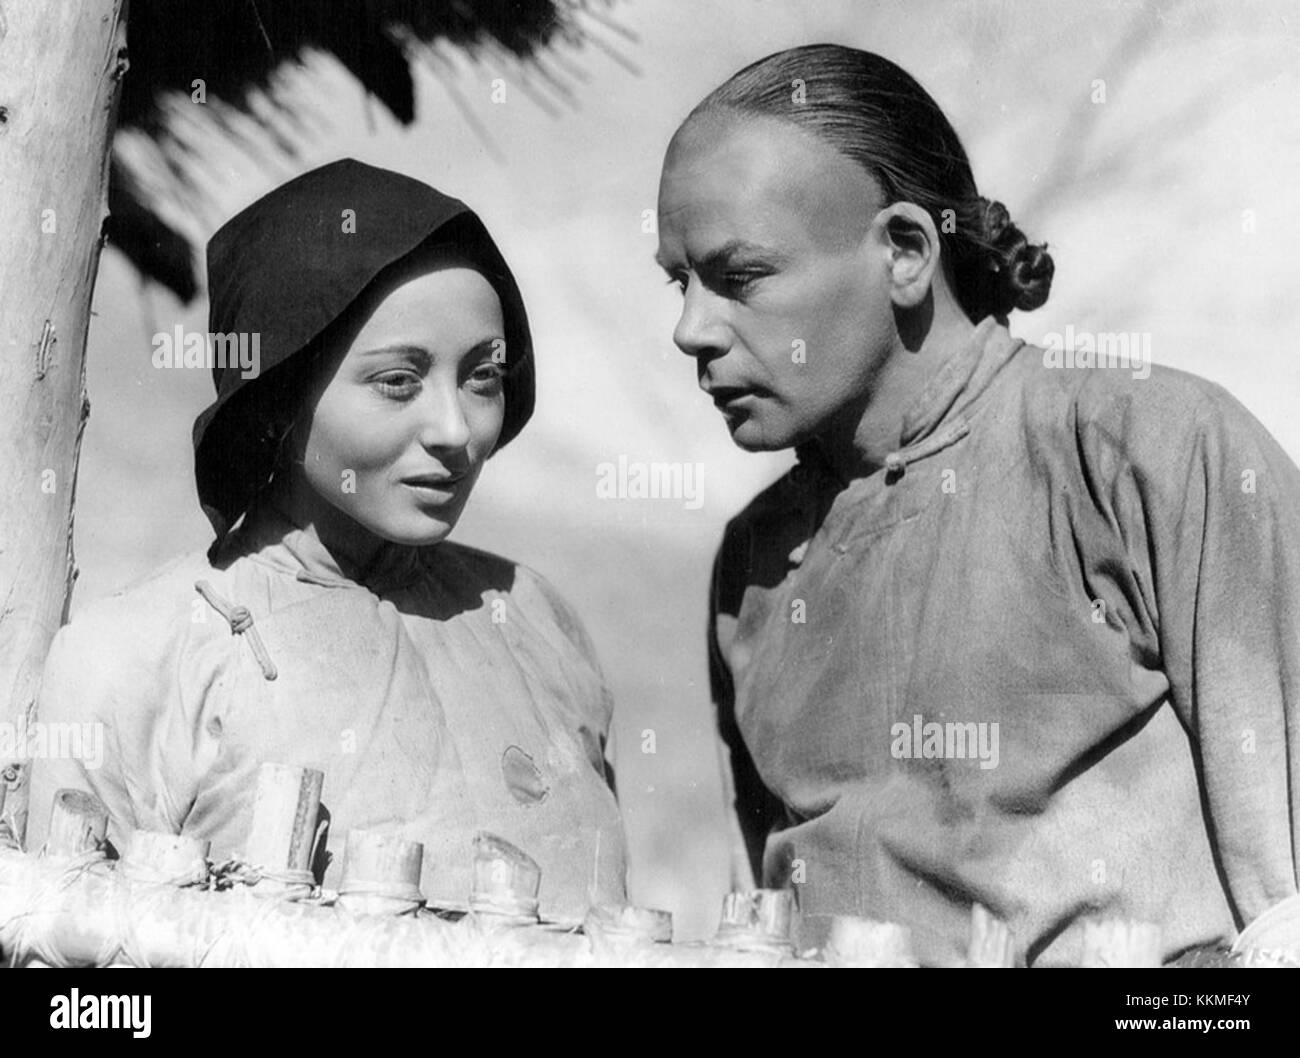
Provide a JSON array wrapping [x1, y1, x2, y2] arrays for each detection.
[[672, 282, 731, 359], [418, 381, 472, 452]]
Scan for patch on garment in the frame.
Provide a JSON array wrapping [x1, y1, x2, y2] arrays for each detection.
[[501, 745, 549, 805]]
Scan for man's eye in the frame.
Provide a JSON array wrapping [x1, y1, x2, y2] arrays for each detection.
[[723, 270, 764, 293]]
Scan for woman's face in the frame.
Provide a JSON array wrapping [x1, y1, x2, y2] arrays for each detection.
[[656, 112, 896, 451], [288, 252, 507, 553]]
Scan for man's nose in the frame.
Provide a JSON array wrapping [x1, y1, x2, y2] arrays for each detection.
[[418, 380, 472, 452], [672, 282, 731, 359]]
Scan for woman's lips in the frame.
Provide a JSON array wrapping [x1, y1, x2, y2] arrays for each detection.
[[403, 474, 465, 486], [401, 473, 468, 502]]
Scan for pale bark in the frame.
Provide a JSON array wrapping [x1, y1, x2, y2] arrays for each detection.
[[0, 0, 129, 843]]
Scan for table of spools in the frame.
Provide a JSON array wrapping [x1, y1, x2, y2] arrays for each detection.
[[0, 763, 1291, 968]]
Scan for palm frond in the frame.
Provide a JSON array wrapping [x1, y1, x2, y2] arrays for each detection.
[[108, 0, 636, 301]]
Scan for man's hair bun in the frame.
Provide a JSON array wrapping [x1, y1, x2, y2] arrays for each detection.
[[980, 198, 1054, 315], [693, 45, 1055, 321]]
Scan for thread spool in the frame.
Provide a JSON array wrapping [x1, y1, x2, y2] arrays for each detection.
[[714, 889, 795, 954], [1080, 918, 1162, 968], [119, 830, 210, 887], [584, 904, 673, 947], [823, 915, 917, 967], [44, 789, 109, 858], [337, 830, 425, 916], [241, 762, 323, 896], [470, 832, 541, 923], [967, 903, 1016, 967]]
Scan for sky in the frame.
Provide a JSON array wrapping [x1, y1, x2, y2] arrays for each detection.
[[76, 0, 1300, 938]]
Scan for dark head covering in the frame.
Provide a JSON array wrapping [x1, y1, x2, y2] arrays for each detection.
[[192, 158, 535, 540]]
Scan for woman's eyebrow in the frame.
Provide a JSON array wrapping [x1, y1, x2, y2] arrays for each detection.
[[465, 336, 506, 355], [357, 343, 431, 362], [357, 338, 504, 364]]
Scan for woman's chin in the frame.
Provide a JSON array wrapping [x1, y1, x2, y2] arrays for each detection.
[[401, 522, 456, 547], [368, 511, 459, 548]]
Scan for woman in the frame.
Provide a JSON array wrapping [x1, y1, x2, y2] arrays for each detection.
[[657, 44, 1300, 965], [26, 158, 626, 923]]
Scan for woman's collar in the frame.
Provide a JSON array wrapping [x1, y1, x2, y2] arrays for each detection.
[[217, 493, 426, 591]]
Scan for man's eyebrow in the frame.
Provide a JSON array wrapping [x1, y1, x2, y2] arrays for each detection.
[[656, 239, 781, 273]]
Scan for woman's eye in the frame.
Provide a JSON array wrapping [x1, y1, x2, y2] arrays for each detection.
[[467, 363, 506, 394], [665, 273, 688, 294], [373, 373, 421, 399]]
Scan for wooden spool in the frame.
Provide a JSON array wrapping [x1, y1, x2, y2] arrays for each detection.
[[823, 915, 917, 967], [44, 789, 108, 858], [120, 830, 210, 887], [241, 763, 323, 895], [584, 904, 673, 946], [714, 889, 795, 954], [967, 903, 1016, 967], [1080, 918, 1162, 967], [470, 832, 541, 923], [337, 830, 424, 916]]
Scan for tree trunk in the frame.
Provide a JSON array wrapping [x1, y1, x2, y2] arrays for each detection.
[[0, 0, 129, 844]]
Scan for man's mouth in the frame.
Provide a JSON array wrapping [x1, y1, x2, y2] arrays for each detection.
[[706, 385, 761, 411]]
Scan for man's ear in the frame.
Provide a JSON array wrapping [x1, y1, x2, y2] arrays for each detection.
[[874, 202, 940, 309]]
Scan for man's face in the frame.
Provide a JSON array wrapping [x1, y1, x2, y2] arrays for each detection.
[[656, 112, 896, 451]]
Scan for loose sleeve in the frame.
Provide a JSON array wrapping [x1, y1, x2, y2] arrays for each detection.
[[24, 601, 198, 855], [1083, 374, 1300, 950]]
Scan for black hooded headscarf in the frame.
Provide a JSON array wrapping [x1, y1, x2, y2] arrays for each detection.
[[192, 158, 535, 542]]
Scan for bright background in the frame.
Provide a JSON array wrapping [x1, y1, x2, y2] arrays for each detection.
[[77, 0, 1300, 938]]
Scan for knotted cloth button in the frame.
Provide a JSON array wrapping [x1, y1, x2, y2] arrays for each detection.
[[194, 580, 278, 680]]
